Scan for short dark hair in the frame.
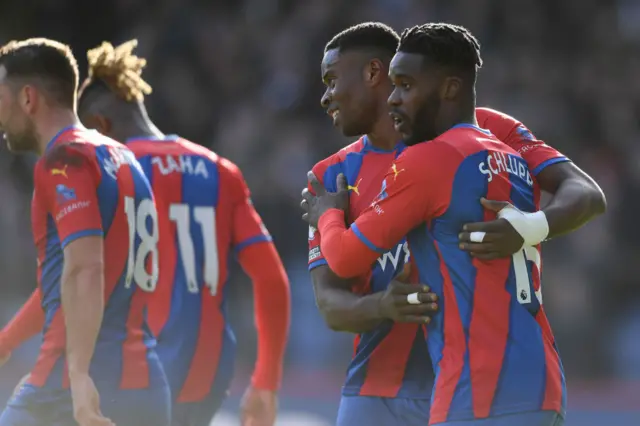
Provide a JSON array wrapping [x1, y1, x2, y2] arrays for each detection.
[[0, 38, 79, 108], [325, 22, 399, 57], [398, 23, 482, 75]]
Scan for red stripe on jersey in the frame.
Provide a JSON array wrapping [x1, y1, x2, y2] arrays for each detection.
[[28, 311, 65, 387], [537, 307, 563, 412], [468, 176, 512, 418], [359, 323, 418, 397], [146, 163, 182, 336], [177, 290, 224, 402], [114, 165, 149, 389], [430, 242, 467, 425]]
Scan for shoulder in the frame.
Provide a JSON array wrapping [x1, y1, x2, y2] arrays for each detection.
[[42, 141, 96, 171], [312, 138, 365, 183], [476, 107, 536, 142]]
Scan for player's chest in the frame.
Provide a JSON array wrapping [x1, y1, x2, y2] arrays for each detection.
[[346, 166, 391, 223]]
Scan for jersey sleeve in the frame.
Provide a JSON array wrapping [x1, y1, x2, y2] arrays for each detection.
[[221, 159, 273, 253], [318, 143, 456, 278], [307, 161, 331, 271], [476, 107, 570, 176], [39, 144, 103, 248]]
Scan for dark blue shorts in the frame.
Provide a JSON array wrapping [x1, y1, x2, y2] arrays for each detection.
[[0, 382, 171, 426], [336, 395, 430, 426], [170, 386, 229, 426], [435, 410, 564, 426]]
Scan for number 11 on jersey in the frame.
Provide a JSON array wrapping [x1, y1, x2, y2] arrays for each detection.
[[170, 204, 220, 296]]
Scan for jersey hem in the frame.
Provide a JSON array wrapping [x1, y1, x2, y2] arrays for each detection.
[[341, 386, 431, 400], [234, 234, 272, 253], [308, 259, 328, 271], [431, 402, 566, 424], [61, 229, 103, 249], [532, 156, 570, 176]]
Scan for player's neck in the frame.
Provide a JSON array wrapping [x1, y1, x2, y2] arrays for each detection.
[[366, 113, 400, 151], [35, 109, 82, 156], [118, 118, 164, 143]]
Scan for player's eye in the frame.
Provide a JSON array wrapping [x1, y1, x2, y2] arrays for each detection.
[[401, 82, 411, 90]]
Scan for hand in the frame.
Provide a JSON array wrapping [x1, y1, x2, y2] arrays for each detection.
[[0, 351, 10, 368], [378, 281, 438, 324], [69, 374, 115, 426], [12, 373, 28, 398], [300, 172, 349, 228], [458, 198, 524, 260], [240, 386, 278, 426]]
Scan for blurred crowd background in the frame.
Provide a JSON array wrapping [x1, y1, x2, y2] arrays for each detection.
[[0, 0, 639, 424]]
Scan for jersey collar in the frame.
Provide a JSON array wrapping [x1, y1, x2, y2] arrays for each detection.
[[362, 135, 405, 154], [45, 125, 86, 153], [125, 134, 180, 144]]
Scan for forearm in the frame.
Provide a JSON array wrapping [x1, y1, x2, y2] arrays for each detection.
[[0, 288, 45, 355], [312, 276, 384, 333], [543, 177, 606, 238], [61, 264, 104, 376], [239, 242, 290, 391], [319, 209, 380, 278]]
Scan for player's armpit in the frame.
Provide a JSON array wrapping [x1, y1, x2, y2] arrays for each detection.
[[311, 265, 382, 333], [61, 236, 105, 376], [0, 288, 45, 356], [237, 241, 290, 391], [534, 161, 606, 238]]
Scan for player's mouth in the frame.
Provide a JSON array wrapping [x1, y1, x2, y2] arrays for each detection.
[[327, 108, 340, 126], [389, 111, 408, 133]]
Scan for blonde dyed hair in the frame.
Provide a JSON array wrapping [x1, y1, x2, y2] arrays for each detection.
[[85, 39, 152, 102]]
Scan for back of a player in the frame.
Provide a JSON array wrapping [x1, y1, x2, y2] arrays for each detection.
[[1, 127, 170, 426], [406, 125, 566, 425], [127, 135, 252, 425]]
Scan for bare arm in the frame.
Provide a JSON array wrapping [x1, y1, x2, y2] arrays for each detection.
[[61, 236, 104, 377], [311, 265, 384, 333], [536, 161, 606, 238]]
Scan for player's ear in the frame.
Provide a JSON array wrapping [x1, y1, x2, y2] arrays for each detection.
[[365, 58, 384, 86], [440, 76, 462, 101], [19, 85, 38, 115]]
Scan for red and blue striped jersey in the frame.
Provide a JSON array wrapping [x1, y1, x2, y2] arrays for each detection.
[[308, 109, 568, 400], [126, 135, 272, 403], [308, 136, 428, 398], [319, 124, 566, 423], [29, 126, 164, 390]]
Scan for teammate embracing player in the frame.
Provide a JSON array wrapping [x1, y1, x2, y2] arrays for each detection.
[[306, 23, 605, 426], [0, 40, 291, 426]]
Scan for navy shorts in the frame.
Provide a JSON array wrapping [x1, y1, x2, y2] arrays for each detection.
[[171, 386, 229, 426], [435, 410, 564, 426], [0, 382, 171, 426], [336, 395, 430, 426]]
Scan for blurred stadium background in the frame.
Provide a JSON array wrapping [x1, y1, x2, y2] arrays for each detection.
[[0, 0, 639, 424]]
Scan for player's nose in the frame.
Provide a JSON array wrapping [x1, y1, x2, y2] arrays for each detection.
[[387, 88, 401, 107], [320, 91, 331, 109]]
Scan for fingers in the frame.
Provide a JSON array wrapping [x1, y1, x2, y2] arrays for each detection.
[[458, 231, 499, 244], [462, 220, 506, 233], [389, 281, 429, 295], [300, 198, 309, 212], [393, 301, 439, 315], [336, 173, 348, 192], [307, 171, 326, 196], [395, 315, 432, 324], [479, 197, 511, 212], [458, 242, 497, 253], [300, 188, 314, 203]]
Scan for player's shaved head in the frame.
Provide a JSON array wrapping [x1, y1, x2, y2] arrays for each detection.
[[388, 23, 482, 145], [325, 22, 399, 59], [321, 23, 399, 138]]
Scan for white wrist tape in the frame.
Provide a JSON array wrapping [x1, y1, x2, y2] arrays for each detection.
[[498, 206, 549, 247]]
